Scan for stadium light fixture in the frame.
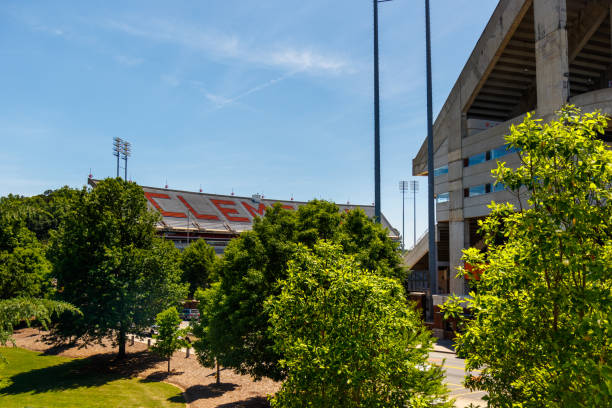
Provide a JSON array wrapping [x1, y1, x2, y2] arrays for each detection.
[[113, 137, 122, 178], [410, 180, 419, 248], [121, 140, 131, 181], [399, 181, 409, 251]]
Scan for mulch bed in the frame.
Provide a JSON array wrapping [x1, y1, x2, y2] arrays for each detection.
[[11, 328, 280, 408]]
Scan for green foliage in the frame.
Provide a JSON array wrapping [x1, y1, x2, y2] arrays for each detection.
[[0, 187, 83, 243], [267, 242, 451, 408], [443, 106, 612, 407], [49, 178, 187, 356], [0, 297, 80, 358], [196, 200, 402, 380], [191, 283, 224, 368], [179, 239, 216, 298], [0, 246, 51, 299], [0, 201, 52, 299], [152, 307, 187, 372]]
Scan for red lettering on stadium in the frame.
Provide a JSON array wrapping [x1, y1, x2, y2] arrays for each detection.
[[210, 199, 250, 222], [242, 202, 267, 217], [144, 192, 187, 218], [177, 195, 220, 220]]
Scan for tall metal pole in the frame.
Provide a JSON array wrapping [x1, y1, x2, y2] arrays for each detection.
[[426, 0, 438, 299], [413, 183, 417, 247], [373, 0, 381, 223], [113, 137, 121, 178], [402, 187, 405, 250], [399, 181, 408, 251]]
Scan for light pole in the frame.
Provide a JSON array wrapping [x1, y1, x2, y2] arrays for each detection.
[[425, 0, 438, 311], [399, 181, 409, 251], [113, 137, 122, 178], [373, 0, 393, 224], [122, 140, 131, 181], [410, 180, 419, 248]]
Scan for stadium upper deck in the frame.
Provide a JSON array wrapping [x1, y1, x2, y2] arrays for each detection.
[[89, 178, 400, 253]]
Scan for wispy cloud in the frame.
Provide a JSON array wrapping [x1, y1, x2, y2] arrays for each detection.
[[104, 19, 348, 74], [206, 71, 297, 109]]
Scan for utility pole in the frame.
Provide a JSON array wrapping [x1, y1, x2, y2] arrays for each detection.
[[425, 0, 438, 308]]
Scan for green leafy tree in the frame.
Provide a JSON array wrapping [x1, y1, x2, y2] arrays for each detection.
[[442, 106, 612, 407], [192, 283, 225, 384], [0, 187, 83, 243], [194, 201, 402, 381], [267, 242, 451, 408], [0, 246, 51, 299], [180, 239, 216, 298], [0, 297, 80, 360], [0, 207, 51, 299], [152, 307, 188, 372], [49, 178, 187, 357]]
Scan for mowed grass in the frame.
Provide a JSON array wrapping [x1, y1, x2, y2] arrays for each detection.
[[0, 347, 185, 408]]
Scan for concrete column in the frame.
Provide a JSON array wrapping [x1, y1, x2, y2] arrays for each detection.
[[447, 160, 465, 296], [534, 0, 569, 115], [449, 220, 466, 295]]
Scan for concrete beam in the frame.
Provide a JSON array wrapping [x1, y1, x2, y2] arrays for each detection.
[[567, 1, 610, 63], [534, 0, 570, 115]]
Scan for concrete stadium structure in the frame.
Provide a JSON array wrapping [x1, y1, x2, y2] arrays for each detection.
[[405, 0, 612, 306], [89, 178, 400, 254]]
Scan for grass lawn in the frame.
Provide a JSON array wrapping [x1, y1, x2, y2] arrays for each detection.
[[0, 347, 185, 408]]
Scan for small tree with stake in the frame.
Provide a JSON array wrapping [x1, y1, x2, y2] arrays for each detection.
[[152, 307, 188, 372]]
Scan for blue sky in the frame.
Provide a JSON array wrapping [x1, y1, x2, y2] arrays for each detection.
[[0, 0, 497, 245]]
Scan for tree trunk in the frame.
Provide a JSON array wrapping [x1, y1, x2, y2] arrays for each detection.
[[118, 324, 127, 358], [216, 358, 220, 384], [168, 357, 171, 372]]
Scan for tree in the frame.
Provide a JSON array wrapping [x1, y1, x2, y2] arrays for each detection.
[[442, 106, 612, 407], [152, 307, 187, 372], [192, 283, 225, 384], [49, 178, 187, 357], [194, 201, 403, 381], [0, 187, 83, 243], [0, 207, 51, 299], [180, 239, 216, 298], [0, 246, 50, 299], [0, 297, 80, 360], [266, 242, 451, 408]]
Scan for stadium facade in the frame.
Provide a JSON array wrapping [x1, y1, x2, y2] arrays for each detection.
[[89, 178, 400, 253], [404, 0, 612, 307]]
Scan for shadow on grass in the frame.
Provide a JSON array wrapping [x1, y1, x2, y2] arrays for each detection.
[[0, 350, 163, 396], [142, 371, 185, 382], [182, 383, 238, 402], [215, 396, 271, 407]]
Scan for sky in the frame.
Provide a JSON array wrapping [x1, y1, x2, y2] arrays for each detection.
[[0, 0, 498, 246]]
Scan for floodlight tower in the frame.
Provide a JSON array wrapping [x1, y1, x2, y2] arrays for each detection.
[[113, 137, 122, 178], [410, 180, 419, 247], [372, 0, 392, 223], [425, 0, 438, 309], [121, 140, 131, 181], [399, 181, 409, 251]]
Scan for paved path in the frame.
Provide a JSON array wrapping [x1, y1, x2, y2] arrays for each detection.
[[428, 341, 486, 408]]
